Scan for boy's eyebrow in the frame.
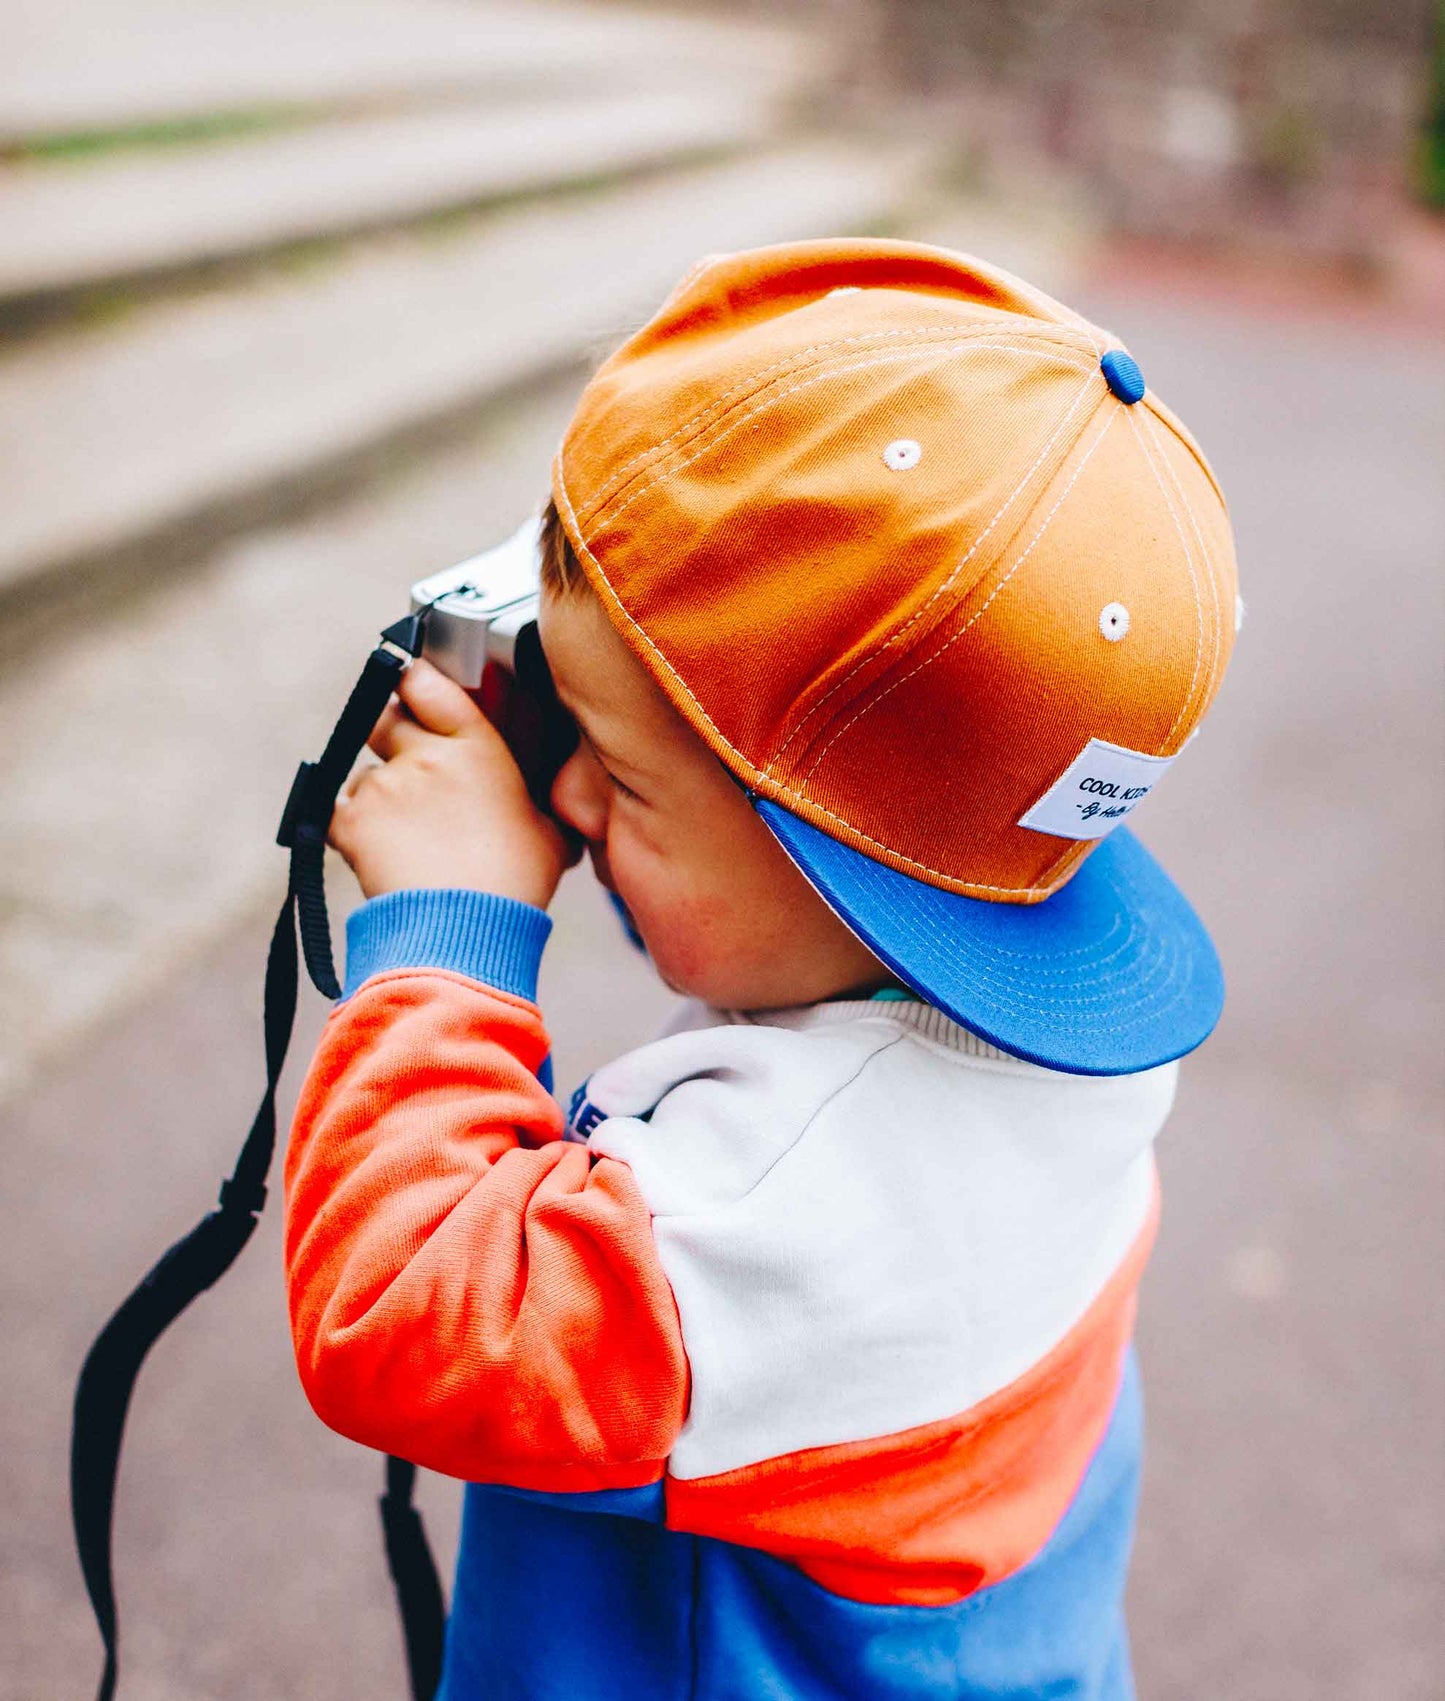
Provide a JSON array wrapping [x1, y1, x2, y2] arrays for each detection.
[[557, 694, 653, 780], [546, 643, 661, 777], [581, 725, 654, 782]]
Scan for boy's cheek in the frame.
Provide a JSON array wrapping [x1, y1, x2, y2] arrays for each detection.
[[623, 878, 767, 1007], [613, 862, 719, 990]]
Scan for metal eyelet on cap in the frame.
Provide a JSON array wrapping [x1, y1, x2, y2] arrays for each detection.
[[883, 439, 922, 471], [1099, 602, 1130, 641]]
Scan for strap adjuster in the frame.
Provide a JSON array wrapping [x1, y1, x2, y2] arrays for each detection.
[[218, 1176, 267, 1216], [276, 759, 322, 849]]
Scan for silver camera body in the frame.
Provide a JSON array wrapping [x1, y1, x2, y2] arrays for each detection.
[[408, 515, 542, 689], [407, 515, 577, 807]]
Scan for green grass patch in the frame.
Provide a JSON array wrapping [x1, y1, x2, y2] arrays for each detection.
[[3, 108, 298, 165]]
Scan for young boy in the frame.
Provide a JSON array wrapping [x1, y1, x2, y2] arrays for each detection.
[[285, 239, 1237, 1699]]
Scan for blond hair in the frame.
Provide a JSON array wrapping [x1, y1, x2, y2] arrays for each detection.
[[539, 496, 587, 597]]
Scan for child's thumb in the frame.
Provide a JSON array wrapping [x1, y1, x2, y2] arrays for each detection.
[[395, 657, 485, 736]]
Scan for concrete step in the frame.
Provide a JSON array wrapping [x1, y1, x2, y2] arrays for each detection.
[[0, 87, 795, 304], [0, 371, 665, 1106], [1, 0, 815, 145], [0, 138, 925, 621]]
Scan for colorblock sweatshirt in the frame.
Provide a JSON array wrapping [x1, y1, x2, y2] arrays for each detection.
[[283, 887, 1176, 1700]]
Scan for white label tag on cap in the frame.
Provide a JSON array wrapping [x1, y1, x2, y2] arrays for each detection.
[[1018, 737, 1176, 840]]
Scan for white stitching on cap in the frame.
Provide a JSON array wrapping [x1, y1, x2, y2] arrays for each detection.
[[1142, 404, 1224, 731], [574, 324, 1094, 517], [1126, 408, 1204, 750], [764, 366, 1100, 775], [1145, 405, 1223, 722], [798, 409, 1119, 788], [584, 326, 1010, 515], [1036, 838, 1091, 892], [1127, 408, 1202, 748], [554, 452, 1074, 898], [578, 325, 1096, 525], [582, 342, 1096, 558]]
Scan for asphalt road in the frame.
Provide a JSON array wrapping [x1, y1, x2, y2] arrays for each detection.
[[3, 276, 1441, 1700]]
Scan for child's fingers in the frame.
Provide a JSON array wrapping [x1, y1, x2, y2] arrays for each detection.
[[327, 762, 368, 854], [395, 657, 486, 736], [367, 700, 428, 760], [335, 755, 376, 806]]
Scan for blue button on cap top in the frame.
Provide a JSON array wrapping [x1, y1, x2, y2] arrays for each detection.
[[1101, 349, 1146, 403]]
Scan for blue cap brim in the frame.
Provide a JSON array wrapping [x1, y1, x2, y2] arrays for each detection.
[[753, 801, 1222, 1076]]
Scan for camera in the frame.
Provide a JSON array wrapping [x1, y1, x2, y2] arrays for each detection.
[[409, 515, 578, 805], [409, 514, 543, 686]]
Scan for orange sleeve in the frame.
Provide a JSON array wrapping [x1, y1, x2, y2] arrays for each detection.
[[283, 966, 688, 1489]]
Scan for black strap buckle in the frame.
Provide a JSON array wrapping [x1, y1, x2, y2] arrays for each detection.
[[275, 759, 321, 849], [217, 1175, 267, 1217]]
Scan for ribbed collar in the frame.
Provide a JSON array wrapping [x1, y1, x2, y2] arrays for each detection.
[[727, 996, 1017, 1064]]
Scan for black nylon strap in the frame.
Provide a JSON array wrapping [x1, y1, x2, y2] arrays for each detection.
[[71, 633, 444, 1701], [317, 647, 409, 791], [71, 894, 298, 1701], [279, 646, 410, 997], [293, 826, 341, 1001], [381, 1456, 447, 1701]]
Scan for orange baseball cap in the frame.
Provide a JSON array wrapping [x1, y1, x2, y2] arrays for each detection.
[[551, 238, 1238, 1074]]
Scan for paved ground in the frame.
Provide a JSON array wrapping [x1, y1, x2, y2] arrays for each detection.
[[2, 274, 1441, 1699]]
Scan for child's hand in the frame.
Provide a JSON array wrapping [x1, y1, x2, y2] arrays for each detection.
[[329, 658, 575, 907]]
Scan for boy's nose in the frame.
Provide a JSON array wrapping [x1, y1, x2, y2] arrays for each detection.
[[549, 745, 607, 842]]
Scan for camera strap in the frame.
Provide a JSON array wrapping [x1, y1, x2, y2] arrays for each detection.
[[71, 615, 445, 1701]]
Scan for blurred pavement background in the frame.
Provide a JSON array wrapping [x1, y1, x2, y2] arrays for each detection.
[[1, 2, 1442, 1697]]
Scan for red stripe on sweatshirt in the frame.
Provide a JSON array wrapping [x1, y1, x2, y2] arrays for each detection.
[[284, 968, 688, 1491], [663, 1187, 1158, 1605]]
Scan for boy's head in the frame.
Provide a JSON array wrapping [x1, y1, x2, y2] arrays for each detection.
[[537, 238, 1239, 1073], [538, 559, 897, 1010]]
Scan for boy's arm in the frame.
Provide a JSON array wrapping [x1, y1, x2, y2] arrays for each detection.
[[283, 887, 688, 1491]]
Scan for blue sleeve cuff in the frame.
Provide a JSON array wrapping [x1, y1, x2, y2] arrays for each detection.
[[340, 888, 552, 1004]]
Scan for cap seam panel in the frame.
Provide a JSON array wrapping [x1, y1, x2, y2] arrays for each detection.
[[1149, 403, 1225, 725], [795, 407, 1120, 789], [1125, 408, 1206, 750], [575, 330, 1097, 538], [1142, 397, 1228, 510], [582, 323, 1010, 520], [577, 322, 1100, 525], [763, 366, 1102, 776], [555, 460, 1066, 901], [1140, 405, 1226, 728]]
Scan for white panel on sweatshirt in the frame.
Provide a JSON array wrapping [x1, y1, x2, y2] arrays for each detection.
[[587, 1001, 1173, 1482]]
